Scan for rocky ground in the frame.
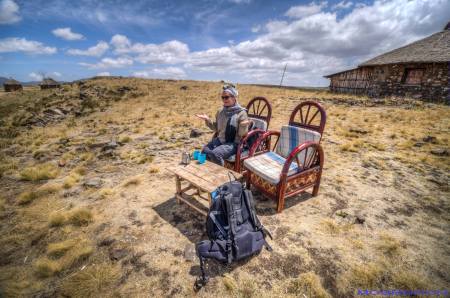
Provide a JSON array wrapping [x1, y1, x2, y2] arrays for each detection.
[[0, 78, 449, 297]]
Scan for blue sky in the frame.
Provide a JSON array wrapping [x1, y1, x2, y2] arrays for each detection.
[[0, 0, 449, 86]]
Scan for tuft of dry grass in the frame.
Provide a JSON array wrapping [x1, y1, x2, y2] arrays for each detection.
[[47, 239, 77, 258], [63, 173, 81, 189], [222, 274, 237, 293], [122, 175, 142, 187], [20, 163, 59, 181], [34, 258, 60, 278], [61, 264, 121, 298], [34, 239, 94, 278], [376, 233, 403, 257], [119, 135, 132, 143], [0, 196, 5, 212], [49, 212, 66, 227], [287, 272, 331, 298], [320, 218, 352, 235], [17, 183, 60, 205], [18, 191, 39, 205], [148, 166, 159, 174], [68, 208, 94, 226], [98, 188, 115, 199]]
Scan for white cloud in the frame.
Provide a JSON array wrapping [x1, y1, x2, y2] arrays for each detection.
[[52, 27, 84, 41], [29, 71, 61, 80], [332, 1, 353, 10], [0, 37, 56, 54], [110, 34, 130, 51], [285, 2, 327, 19], [67, 41, 109, 57], [132, 67, 187, 79], [29, 72, 43, 81], [97, 72, 111, 76], [0, 0, 21, 24], [79, 57, 133, 69], [110, 34, 189, 64], [228, 0, 251, 3]]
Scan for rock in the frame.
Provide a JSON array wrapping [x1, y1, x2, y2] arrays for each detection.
[[354, 216, 365, 225], [430, 148, 448, 156], [101, 141, 119, 151], [413, 142, 425, 147], [423, 136, 437, 144], [109, 248, 128, 261], [98, 237, 116, 247], [183, 243, 197, 262], [190, 128, 203, 138], [97, 149, 115, 159], [83, 178, 104, 188], [128, 210, 137, 219], [349, 127, 368, 134]]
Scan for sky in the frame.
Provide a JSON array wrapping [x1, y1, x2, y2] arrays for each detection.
[[0, 0, 449, 86]]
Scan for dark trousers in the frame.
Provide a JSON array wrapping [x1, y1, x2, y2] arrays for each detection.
[[202, 137, 237, 166]]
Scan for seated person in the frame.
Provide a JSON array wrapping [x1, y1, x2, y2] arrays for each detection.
[[195, 84, 250, 166]]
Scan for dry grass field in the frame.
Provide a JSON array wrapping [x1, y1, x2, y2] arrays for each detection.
[[0, 77, 449, 297]]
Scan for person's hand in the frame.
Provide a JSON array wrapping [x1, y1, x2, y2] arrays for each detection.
[[195, 114, 210, 121], [240, 119, 251, 126]]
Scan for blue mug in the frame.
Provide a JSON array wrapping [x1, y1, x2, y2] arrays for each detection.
[[198, 153, 206, 164], [193, 150, 200, 160]]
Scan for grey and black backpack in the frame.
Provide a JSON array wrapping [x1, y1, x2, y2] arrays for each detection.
[[195, 177, 272, 289]]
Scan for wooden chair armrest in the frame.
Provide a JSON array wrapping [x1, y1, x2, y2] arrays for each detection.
[[280, 141, 324, 180], [249, 130, 280, 156], [236, 129, 264, 156]]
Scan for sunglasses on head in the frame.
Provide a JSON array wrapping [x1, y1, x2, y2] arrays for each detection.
[[221, 95, 232, 100]]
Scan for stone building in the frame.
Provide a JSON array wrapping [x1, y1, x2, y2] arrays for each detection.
[[324, 24, 450, 103], [3, 78, 23, 92]]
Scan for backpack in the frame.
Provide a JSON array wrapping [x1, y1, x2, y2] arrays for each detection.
[[195, 177, 272, 289]]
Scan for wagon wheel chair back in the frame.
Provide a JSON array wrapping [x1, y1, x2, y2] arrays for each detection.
[[244, 100, 327, 213], [223, 96, 272, 172]]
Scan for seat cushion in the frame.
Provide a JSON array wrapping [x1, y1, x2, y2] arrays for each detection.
[[276, 125, 321, 159], [249, 117, 267, 131], [243, 151, 299, 184], [226, 150, 249, 162]]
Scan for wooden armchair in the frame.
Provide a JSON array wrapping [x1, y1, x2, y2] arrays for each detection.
[[224, 97, 272, 173], [243, 101, 326, 213]]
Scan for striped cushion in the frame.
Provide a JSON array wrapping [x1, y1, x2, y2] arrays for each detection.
[[250, 117, 267, 131], [276, 125, 321, 159], [226, 150, 249, 162], [243, 151, 299, 184]]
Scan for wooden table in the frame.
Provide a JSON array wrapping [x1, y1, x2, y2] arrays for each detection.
[[168, 161, 243, 216]]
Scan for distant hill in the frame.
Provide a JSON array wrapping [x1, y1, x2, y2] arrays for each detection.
[[0, 76, 54, 86]]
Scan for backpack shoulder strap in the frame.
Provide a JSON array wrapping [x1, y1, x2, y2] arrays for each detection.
[[223, 193, 238, 263], [242, 190, 273, 251]]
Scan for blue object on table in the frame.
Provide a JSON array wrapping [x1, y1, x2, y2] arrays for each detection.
[[198, 153, 206, 164], [210, 190, 218, 201], [193, 150, 200, 160]]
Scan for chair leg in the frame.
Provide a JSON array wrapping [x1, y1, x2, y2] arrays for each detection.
[[245, 172, 251, 190], [276, 185, 285, 213], [313, 179, 321, 196]]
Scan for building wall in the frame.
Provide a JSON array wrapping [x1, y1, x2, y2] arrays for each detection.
[[374, 63, 448, 103], [4, 84, 23, 92], [328, 62, 449, 103]]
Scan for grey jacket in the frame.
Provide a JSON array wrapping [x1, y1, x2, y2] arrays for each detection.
[[205, 108, 249, 144]]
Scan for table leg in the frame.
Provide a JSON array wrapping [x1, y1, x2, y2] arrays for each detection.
[[175, 175, 181, 203], [207, 192, 212, 206]]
